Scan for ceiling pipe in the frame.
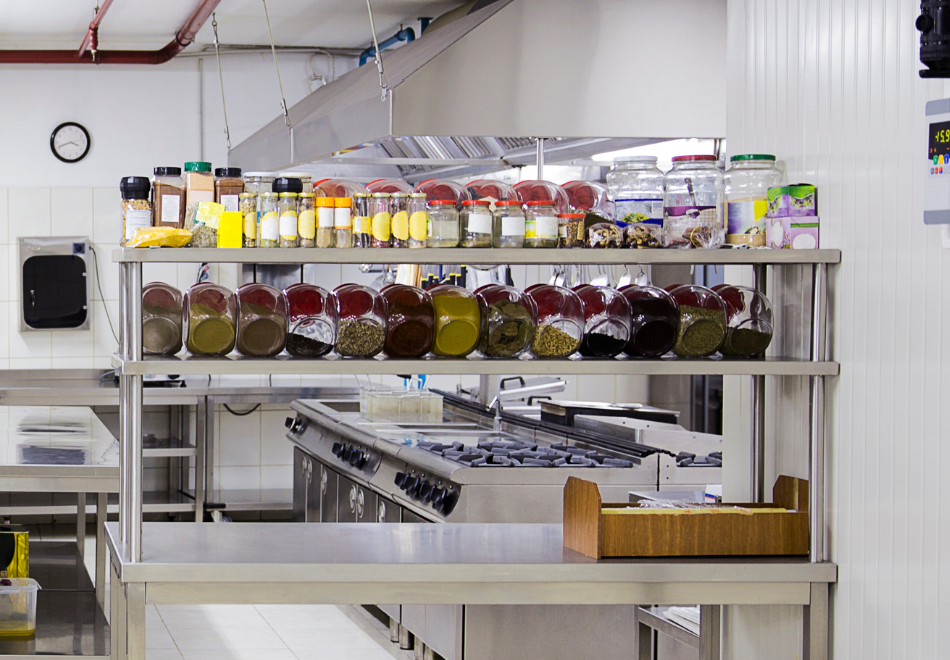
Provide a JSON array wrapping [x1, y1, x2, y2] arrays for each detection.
[[0, 0, 221, 65], [78, 0, 116, 60]]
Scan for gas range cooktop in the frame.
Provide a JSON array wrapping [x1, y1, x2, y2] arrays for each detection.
[[417, 439, 635, 468]]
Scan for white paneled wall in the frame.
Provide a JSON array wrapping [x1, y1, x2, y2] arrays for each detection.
[[726, 0, 949, 658]]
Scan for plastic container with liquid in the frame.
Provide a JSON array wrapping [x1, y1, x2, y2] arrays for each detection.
[[284, 283, 337, 357], [0, 578, 40, 638]]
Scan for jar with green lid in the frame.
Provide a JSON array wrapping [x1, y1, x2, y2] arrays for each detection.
[[723, 154, 783, 247], [493, 200, 525, 248], [524, 200, 558, 248], [239, 193, 257, 247], [184, 283, 237, 356], [235, 283, 287, 357], [371, 193, 392, 248], [354, 193, 372, 247], [390, 192, 410, 248], [258, 192, 279, 247], [427, 201, 459, 248], [278, 192, 299, 248], [429, 285, 481, 358], [460, 199, 493, 247], [407, 193, 428, 248], [184, 161, 213, 232]]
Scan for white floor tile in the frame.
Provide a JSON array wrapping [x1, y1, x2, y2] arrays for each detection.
[[178, 650, 298, 660], [146, 650, 184, 660], [291, 649, 411, 660], [254, 604, 356, 630], [146, 627, 178, 650], [278, 627, 390, 650], [168, 625, 288, 651]]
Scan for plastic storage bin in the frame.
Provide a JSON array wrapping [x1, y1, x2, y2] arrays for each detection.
[[284, 284, 337, 357], [713, 284, 774, 357], [668, 285, 728, 357], [663, 155, 724, 249], [382, 285, 435, 358], [0, 578, 40, 638], [429, 285, 481, 358], [619, 285, 679, 357], [525, 284, 583, 358], [333, 284, 387, 358], [142, 283, 183, 356], [235, 283, 287, 357], [475, 284, 537, 359], [574, 285, 632, 358], [184, 283, 237, 356]]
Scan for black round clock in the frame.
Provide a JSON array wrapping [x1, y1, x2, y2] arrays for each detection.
[[50, 122, 91, 163]]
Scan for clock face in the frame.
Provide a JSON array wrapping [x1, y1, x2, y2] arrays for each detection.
[[50, 122, 90, 163]]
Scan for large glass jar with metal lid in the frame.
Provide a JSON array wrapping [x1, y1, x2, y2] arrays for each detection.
[[429, 285, 481, 358], [382, 284, 435, 358], [184, 283, 237, 356], [354, 193, 372, 247], [407, 193, 428, 248], [525, 284, 583, 358], [475, 284, 537, 359], [524, 200, 559, 248], [284, 283, 337, 357], [427, 201, 460, 248], [619, 285, 679, 358], [460, 199, 493, 247], [235, 283, 287, 357], [606, 156, 664, 241], [297, 193, 316, 248], [493, 200, 525, 248], [574, 285, 632, 358], [370, 193, 392, 247], [723, 154, 783, 247], [278, 192, 299, 247], [333, 284, 387, 358], [258, 192, 279, 247], [663, 155, 724, 249], [712, 284, 774, 357], [143, 283, 183, 356], [668, 285, 727, 357], [390, 192, 410, 248]]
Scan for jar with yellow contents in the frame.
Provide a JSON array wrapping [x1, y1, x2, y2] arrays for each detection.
[[316, 197, 335, 248], [239, 192, 257, 248], [278, 192, 299, 248], [258, 192, 279, 248], [390, 192, 410, 248], [297, 193, 316, 248], [354, 193, 372, 248], [371, 192, 391, 248], [408, 193, 428, 248]]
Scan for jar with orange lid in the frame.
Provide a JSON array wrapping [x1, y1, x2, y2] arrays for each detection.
[[524, 200, 558, 248], [316, 197, 335, 248], [460, 199, 493, 247], [427, 200, 459, 248], [492, 200, 525, 248]]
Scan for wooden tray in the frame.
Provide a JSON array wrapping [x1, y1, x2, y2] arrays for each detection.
[[563, 475, 809, 558]]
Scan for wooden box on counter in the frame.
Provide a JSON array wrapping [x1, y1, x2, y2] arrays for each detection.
[[563, 475, 810, 559]]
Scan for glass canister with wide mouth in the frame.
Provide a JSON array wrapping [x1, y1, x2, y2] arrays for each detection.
[[382, 284, 435, 358], [619, 285, 679, 357], [723, 154, 783, 247], [284, 283, 337, 357], [334, 197, 353, 248], [235, 283, 288, 357], [184, 283, 237, 356], [475, 284, 538, 359], [668, 285, 728, 357], [314, 196, 334, 248], [258, 192, 279, 247], [371, 193, 392, 248], [214, 168, 244, 213], [524, 200, 559, 248], [712, 284, 774, 357], [142, 283, 183, 355], [574, 285, 632, 358], [390, 192, 411, 248], [460, 199, 493, 247], [525, 284, 583, 358], [333, 284, 388, 358], [278, 192, 299, 247], [407, 193, 428, 248], [493, 200, 526, 248], [429, 285, 481, 358], [151, 167, 185, 229], [607, 156, 665, 239], [239, 193, 257, 247], [663, 155, 724, 248], [353, 193, 372, 247], [297, 193, 317, 248], [563, 180, 612, 223], [427, 200, 460, 247]]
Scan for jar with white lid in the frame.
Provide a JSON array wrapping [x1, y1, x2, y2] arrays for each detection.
[[460, 199, 493, 247], [493, 200, 525, 248], [662, 155, 724, 249], [723, 154, 784, 246], [524, 200, 558, 248], [607, 156, 664, 238]]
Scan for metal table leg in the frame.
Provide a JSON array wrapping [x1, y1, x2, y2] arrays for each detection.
[[698, 605, 721, 660], [96, 492, 107, 607], [804, 582, 829, 660], [194, 396, 209, 522], [126, 581, 146, 660], [76, 492, 86, 558]]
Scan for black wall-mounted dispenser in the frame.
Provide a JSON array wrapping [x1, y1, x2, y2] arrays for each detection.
[[18, 237, 91, 331], [919, 1, 950, 77]]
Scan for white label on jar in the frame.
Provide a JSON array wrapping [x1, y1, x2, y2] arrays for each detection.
[[467, 213, 492, 235], [125, 209, 151, 240], [279, 212, 298, 238], [220, 194, 239, 213], [160, 195, 181, 226], [261, 213, 279, 240], [558, 223, 568, 238], [318, 207, 334, 228], [535, 215, 558, 238], [335, 207, 351, 229], [501, 216, 525, 236]]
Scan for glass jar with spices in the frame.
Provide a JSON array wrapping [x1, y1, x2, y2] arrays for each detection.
[[235, 283, 287, 357], [493, 200, 526, 248], [120, 176, 151, 246], [334, 197, 353, 248], [314, 197, 334, 248], [619, 285, 679, 358], [278, 192, 299, 248], [475, 284, 537, 359], [142, 283, 182, 356], [668, 285, 728, 357], [284, 283, 337, 357], [258, 192, 279, 247], [371, 193, 392, 248], [574, 285, 632, 358], [184, 283, 237, 356], [184, 162, 214, 229], [390, 193, 411, 248], [151, 167, 185, 229], [525, 284, 583, 359], [663, 155, 724, 249], [712, 285, 773, 357], [427, 201, 460, 248], [429, 285, 481, 358], [239, 193, 257, 247], [460, 200, 493, 247], [214, 168, 244, 213], [333, 284, 387, 358], [382, 285, 435, 358], [407, 193, 428, 248], [297, 193, 316, 248], [524, 200, 559, 248], [723, 154, 783, 247], [557, 212, 586, 248], [354, 193, 372, 247]]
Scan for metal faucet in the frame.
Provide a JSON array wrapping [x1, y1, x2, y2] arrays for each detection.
[[488, 395, 503, 432]]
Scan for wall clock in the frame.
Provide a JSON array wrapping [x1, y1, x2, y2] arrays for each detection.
[[50, 122, 91, 163]]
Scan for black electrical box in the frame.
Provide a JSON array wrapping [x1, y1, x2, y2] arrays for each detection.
[[19, 237, 91, 331], [919, 1, 950, 77]]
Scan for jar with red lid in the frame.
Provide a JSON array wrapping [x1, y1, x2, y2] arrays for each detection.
[[184, 283, 237, 356], [574, 285, 632, 358], [475, 284, 537, 358], [524, 200, 559, 248], [557, 212, 586, 248], [460, 199, 493, 247], [284, 283, 337, 357], [619, 285, 679, 357], [427, 201, 459, 247], [382, 285, 435, 358], [525, 284, 583, 358], [493, 200, 526, 248], [235, 283, 287, 357], [668, 285, 728, 357], [333, 284, 387, 358], [143, 283, 182, 356], [712, 284, 773, 357]]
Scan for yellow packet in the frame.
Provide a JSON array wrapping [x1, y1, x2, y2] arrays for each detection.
[[127, 227, 193, 248]]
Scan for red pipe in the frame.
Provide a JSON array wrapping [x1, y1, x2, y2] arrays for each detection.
[[78, 0, 115, 59], [0, 0, 220, 65]]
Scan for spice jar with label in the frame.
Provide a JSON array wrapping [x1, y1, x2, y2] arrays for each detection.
[[663, 155, 724, 249], [574, 285, 632, 358], [214, 168, 244, 213], [427, 200, 460, 247], [278, 192, 299, 247], [333, 284, 387, 358], [334, 197, 353, 248], [151, 167, 185, 229], [525, 284, 583, 359], [354, 193, 372, 247], [235, 283, 287, 357], [460, 199, 493, 247], [712, 285, 773, 357], [390, 192, 411, 248], [668, 285, 728, 357], [258, 192, 279, 247], [382, 284, 435, 358], [723, 154, 783, 247], [120, 176, 152, 245], [239, 193, 257, 247], [142, 283, 183, 355], [184, 283, 237, 356], [407, 193, 428, 248], [284, 283, 337, 357], [524, 200, 559, 248], [475, 284, 537, 358], [184, 162, 214, 228], [371, 193, 392, 248], [493, 200, 526, 248], [429, 285, 481, 358], [314, 197, 334, 248], [296, 193, 316, 247], [619, 285, 679, 357], [558, 212, 586, 248]]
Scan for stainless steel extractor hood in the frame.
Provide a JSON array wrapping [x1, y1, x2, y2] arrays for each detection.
[[229, 0, 727, 175]]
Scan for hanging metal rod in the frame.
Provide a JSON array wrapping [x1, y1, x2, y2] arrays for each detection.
[[178, 44, 363, 58]]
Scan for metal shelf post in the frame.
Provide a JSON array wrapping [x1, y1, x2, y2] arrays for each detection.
[[751, 264, 768, 502], [119, 261, 145, 562], [809, 263, 827, 563]]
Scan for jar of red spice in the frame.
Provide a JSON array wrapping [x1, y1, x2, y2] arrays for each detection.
[[381, 285, 435, 358], [574, 285, 632, 358], [333, 284, 387, 358], [235, 283, 287, 357], [284, 284, 337, 357], [525, 284, 583, 358]]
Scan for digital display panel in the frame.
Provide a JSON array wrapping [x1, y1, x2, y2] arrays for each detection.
[[930, 120, 950, 159]]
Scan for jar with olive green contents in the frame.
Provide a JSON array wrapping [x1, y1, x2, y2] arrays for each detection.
[[184, 283, 237, 356], [460, 199, 493, 247], [668, 285, 728, 357], [297, 193, 316, 248], [429, 285, 481, 357], [278, 192, 299, 248], [239, 193, 257, 247], [258, 193, 279, 247]]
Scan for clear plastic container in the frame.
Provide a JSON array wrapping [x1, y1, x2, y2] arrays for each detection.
[[493, 200, 526, 248], [524, 200, 559, 248], [607, 156, 665, 241], [619, 285, 679, 358], [429, 285, 481, 358], [370, 193, 392, 248], [284, 283, 337, 357], [475, 284, 537, 359], [298, 193, 317, 248], [558, 212, 586, 248], [382, 284, 435, 358], [668, 285, 728, 357], [574, 285, 632, 358], [0, 578, 40, 638], [354, 193, 372, 248], [390, 193, 411, 248], [334, 197, 353, 248], [235, 283, 287, 357], [514, 180, 570, 213], [278, 192, 298, 248], [239, 193, 257, 247], [142, 283, 183, 356], [587, 222, 624, 248], [427, 201, 460, 248], [151, 166, 185, 229], [723, 154, 784, 247], [407, 193, 428, 248], [258, 192, 279, 248], [184, 283, 237, 356], [663, 155, 724, 249], [525, 284, 583, 358], [460, 199, 493, 247], [315, 197, 334, 248], [712, 285, 774, 357], [333, 284, 387, 358], [563, 180, 612, 222]]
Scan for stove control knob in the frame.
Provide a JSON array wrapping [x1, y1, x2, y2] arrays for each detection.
[[285, 417, 305, 434], [342, 447, 355, 463], [429, 487, 446, 507], [439, 491, 459, 516], [404, 477, 420, 496], [331, 442, 345, 458], [394, 472, 409, 488], [418, 483, 433, 501], [355, 452, 369, 469], [348, 450, 366, 468]]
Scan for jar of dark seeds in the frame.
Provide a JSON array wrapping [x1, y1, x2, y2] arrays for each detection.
[[712, 284, 774, 357], [382, 284, 434, 358], [619, 285, 679, 357], [574, 284, 632, 358], [333, 284, 387, 358], [142, 283, 183, 355], [284, 283, 337, 357], [668, 285, 728, 357], [525, 284, 583, 358], [475, 284, 537, 359]]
